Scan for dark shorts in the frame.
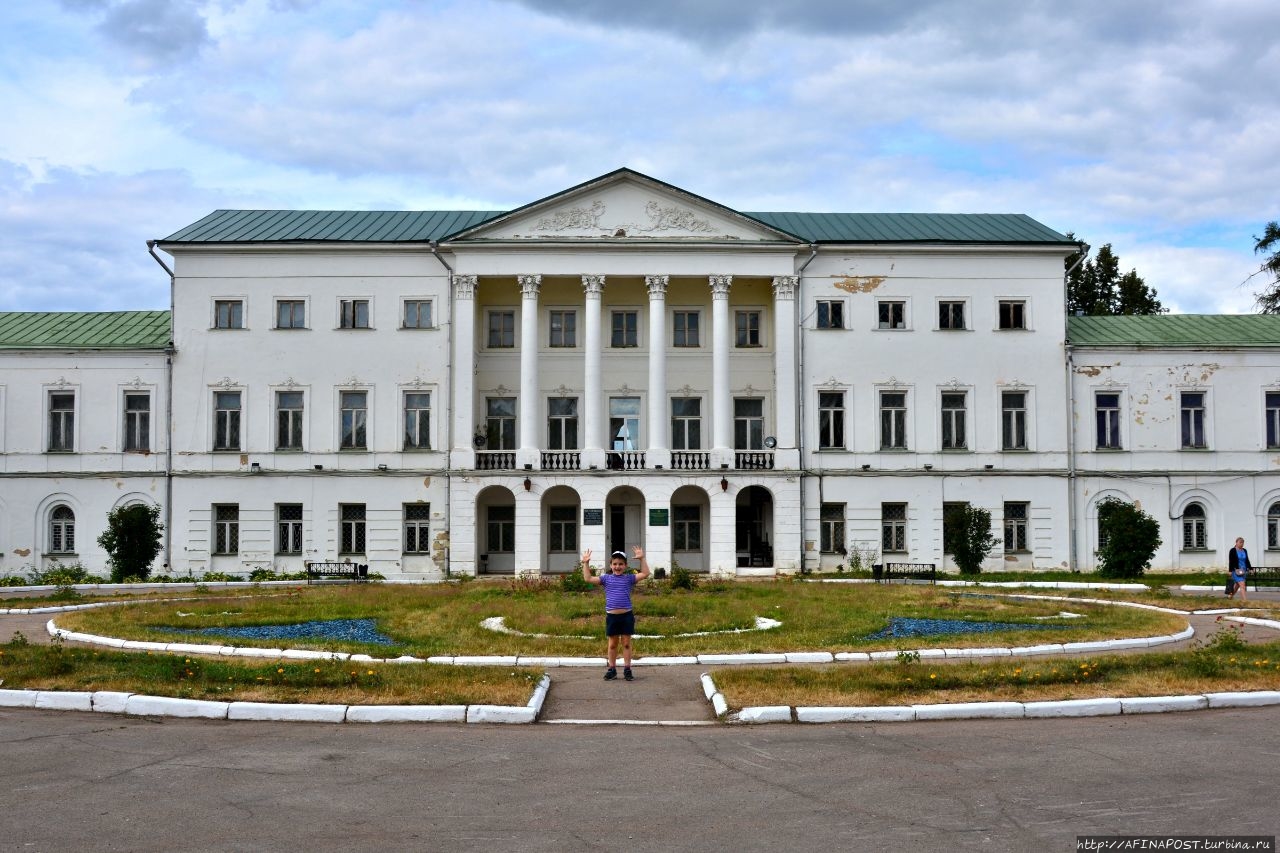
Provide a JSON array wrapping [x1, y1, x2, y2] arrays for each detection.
[[605, 611, 635, 637]]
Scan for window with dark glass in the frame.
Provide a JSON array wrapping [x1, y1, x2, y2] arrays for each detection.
[[998, 300, 1026, 329], [50, 505, 75, 554], [882, 503, 907, 552], [276, 391, 303, 450], [611, 311, 638, 347], [548, 397, 579, 450], [1004, 502, 1029, 552], [877, 301, 905, 329], [816, 301, 844, 330], [486, 397, 517, 450], [941, 391, 967, 450], [879, 391, 907, 450], [277, 504, 303, 555], [1095, 393, 1121, 449], [943, 502, 967, 554], [549, 310, 577, 347], [938, 301, 965, 330], [403, 300, 432, 329], [340, 503, 366, 554], [672, 398, 701, 450], [735, 311, 761, 347], [213, 504, 239, 555], [213, 391, 241, 451], [277, 300, 306, 329], [549, 506, 578, 552], [673, 505, 702, 551], [214, 299, 244, 329], [123, 392, 150, 452], [818, 392, 845, 449], [1269, 501, 1280, 549], [820, 503, 845, 554], [404, 392, 431, 450], [673, 311, 700, 347], [734, 398, 764, 450], [339, 299, 370, 329], [48, 392, 74, 452], [488, 310, 515, 347], [487, 505, 515, 552], [1002, 391, 1027, 450], [610, 397, 641, 450], [1181, 503, 1207, 550], [1181, 392, 1207, 448], [404, 504, 431, 554], [1267, 393, 1280, 449], [340, 391, 367, 450]]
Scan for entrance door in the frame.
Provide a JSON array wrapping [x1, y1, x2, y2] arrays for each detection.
[[609, 505, 626, 556]]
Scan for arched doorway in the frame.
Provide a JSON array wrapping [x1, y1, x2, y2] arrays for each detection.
[[671, 485, 711, 572], [735, 485, 774, 568], [541, 485, 582, 574], [476, 485, 517, 574], [605, 486, 646, 558]]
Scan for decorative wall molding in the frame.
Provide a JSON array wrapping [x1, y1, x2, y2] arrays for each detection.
[[535, 201, 606, 231], [518, 274, 542, 297], [638, 201, 714, 233], [452, 274, 478, 299], [772, 275, 798, 300], [709, 274, 733, 297], [581, 274, 605, 295], [646, 275, 669, 297]]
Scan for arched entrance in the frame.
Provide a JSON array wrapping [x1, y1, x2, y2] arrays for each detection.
[[735, 485, 774, 568], [541, 485, 582, 574], [476, 485, 517, 574], [605, 486, 646, 558], [671, 484, 711, 572]]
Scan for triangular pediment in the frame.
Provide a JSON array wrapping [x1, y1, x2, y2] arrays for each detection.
[[446, 168, 801, 243]]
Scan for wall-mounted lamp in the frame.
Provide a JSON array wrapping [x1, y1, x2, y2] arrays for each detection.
[[720, 477, 729, 492], [861, 464, 872, 471], [377, 463, 388, 471], [524, 463, 533, 471], [923, 464, 933, 471], [250, 462, 260, 472], [314, 464, 323, 471], [523, 477, 532, 491], [984, 464, 994, 470]]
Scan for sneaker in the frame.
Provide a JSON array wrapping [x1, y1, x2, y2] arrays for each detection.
[[623, 668, 634, 681], [604, 668, 617, 681]]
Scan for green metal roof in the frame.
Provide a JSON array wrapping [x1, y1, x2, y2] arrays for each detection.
[[162, 209, 1071, 246], [1068, 314, 1280, 348], [0, 311, 171, 350]]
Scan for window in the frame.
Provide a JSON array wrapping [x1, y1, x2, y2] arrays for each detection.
[[123, 391, 150, 452], [735, 310, 761, 347], [48, 391, 74, 452], [277, 300, 306, 329], [1268, 393, 1280, 449], [877, 301, 905, 330], [820, 503, 845, 554], [1004, 502, 1029, 553], [487, 505, 515, 553], [998, 300, 1026, 329], [404, 392, 431, 450], [213, 391, 241, 451], [1181, 392, 1207, 449], [941, 391, 967, 450], [673, 311, 700, 347], [611, 310, 638, 347], [882, 503, 907, 553], [214, 299, 244, 329], [486, 397, 517, 450], [276, 391, 304, 451], [879, 391, 907, 450], [403, 300, 432, 329], [340, 391, 368, 450], [610, 397, 641, 451], [340, 504, 366, 554], [1269, 502, 1280, 549], [213, 505, 239, 555], [816, 301, 844, 330], [548, 506, 577, 552], [50, 505, 75, 554], [942, 502, 967, 554], [671, 398, 701, 450], [1095, 393, 1122, 450], [818, 392, 845, 450], [339, 299, 370, 329], [277, 504, 302, 555], [487, 310, 515, 348], [404, 504, 431, 554], [548, 397, 578, 450], [549, 310, 577, 347], [1001, 391, 1027, 450], [1181, 503, 1207, 550], [938, 301, 965, 330], [734, 398, 764, 450], [674, 505, 702, 551]]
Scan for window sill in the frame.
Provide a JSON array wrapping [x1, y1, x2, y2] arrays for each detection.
[[399, 326, 438, 331], [1000, 448, 1031, 453], [1094, 447, 1125, 452], [211, 327, 248, 332], [995, 327, 1032, 332], [874, 327, 909, 332], [212, 449, 243, 454], [47, 552, 78, 558], [1180, 447, 1211, 452], [814, 326, 846, 331], [940, 448, 971, 453], [339, 448, 370, 453], [336, 327, 374, 332], [1180, 549, 1212, 554], [274, 327, 310, 331], [46, 450, 77, 455]]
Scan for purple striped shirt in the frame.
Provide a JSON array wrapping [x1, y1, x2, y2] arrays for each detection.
[[599, 572, 637, 611]]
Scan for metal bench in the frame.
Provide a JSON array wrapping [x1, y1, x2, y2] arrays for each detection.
[[872, 562, 937, 584], [304, 561, 369, 582], [1246, 566, 1280, 590]]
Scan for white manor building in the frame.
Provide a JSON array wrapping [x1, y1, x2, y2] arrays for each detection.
[[3, 168, 1280, 579]]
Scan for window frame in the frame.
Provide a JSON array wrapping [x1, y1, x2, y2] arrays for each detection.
[[997, 299, 1028, 330], [401, 298, 434, 330], [339, 389, 369, 451], [123, 390, 151, 453], [816, 300, 846, 330], [548, 308, 578, 348], [881, 502, 907, 553], [486, 397, 518, 451], [340, 503, 367, 555], [338, 298, 372, 330], [276, 503, 303, 556], [49, 505, 76, 555], [937, 299, 967, 331], [547, 397, 579, 451], [486, 505, 515, 553], [735, 309, 763, 348], [733, 397, 765, 451], [610, 309, 640, 348], [486, 309, 516, 349], [403, 503, 431, 554], [1180, 390, 1208, 449], [1001, 390, 1029, 451], [275, 389, 305, 452], [212, 389, 242, 452], [820, 503, 846, 554], [672, 309, 701, 348], [940, 390, 967, 451], [213, 504, 240, 556], [1003, 502, 1029, 553], [548, 505, 578, 553], [879, 390, 908, 450], [817, 390, 846, 450], [47, 389, 76, 453], [1095, 391, 1123, 450], [876, 300, 907, 331], [609, 396, 642, 451], [403, 390, 432, 451], [673, 504, 703, 551], [671, 397, 702, 451], [275, 298, 308, 330], [1180, 502, 1208, 551], [213, 298, 245, 330]]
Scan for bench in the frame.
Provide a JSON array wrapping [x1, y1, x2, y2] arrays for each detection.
[[1246, 566, 1280, 590], [304, 561, 369, 582], [872, 562, 937, 584]]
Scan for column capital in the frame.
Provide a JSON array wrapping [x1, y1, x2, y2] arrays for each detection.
[[452, 274, 478, 299], [581, 274, 605, 296], [645, 274, 670, 297], [518, 274, 542, 297], [709, 274, 733, 298], [772, 275, 797, 300]]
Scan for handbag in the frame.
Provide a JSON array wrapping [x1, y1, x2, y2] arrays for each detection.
[[1225, 576, 1236, 595]]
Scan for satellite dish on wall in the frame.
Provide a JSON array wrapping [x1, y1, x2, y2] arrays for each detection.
[[473, 434, 487, 448], [763, 436, 778, 449]]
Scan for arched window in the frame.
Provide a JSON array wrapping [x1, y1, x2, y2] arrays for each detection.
[[1268, 502, 1280, 550], [50, 505, 75, 554], [1181, 503, 1207, 550]]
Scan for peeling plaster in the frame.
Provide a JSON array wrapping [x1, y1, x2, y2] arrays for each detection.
[[13, 548, 31, 557], [1075, 366, 1104, 377], [833, 275, 885, 293]]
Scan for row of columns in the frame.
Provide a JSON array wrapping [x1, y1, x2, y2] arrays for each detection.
[[450, 274, 798, 469]]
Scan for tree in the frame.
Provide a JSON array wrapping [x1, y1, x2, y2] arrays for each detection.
[[942, 504, 1000, 576], [1065, 238, 1165, 316], [1095, 498, 1161, 579], [97, 503, 164, 583], [1252, 221, 1280, 314]]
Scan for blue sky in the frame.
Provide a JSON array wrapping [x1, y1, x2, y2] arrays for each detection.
[[2, 0, 1278, 313]]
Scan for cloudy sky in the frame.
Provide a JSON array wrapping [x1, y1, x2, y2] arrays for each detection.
[[2, 0, 1277, 314]]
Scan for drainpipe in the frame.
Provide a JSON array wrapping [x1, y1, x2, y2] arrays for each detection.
[[794, 243, 818, 571], [1063, 241, 1089, 572], [429, 240, 455, 575], [147, 240, 176, 573]]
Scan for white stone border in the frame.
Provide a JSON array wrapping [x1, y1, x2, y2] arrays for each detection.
[[0, 673, 552, 725]]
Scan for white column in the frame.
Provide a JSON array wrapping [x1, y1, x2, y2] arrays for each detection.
[[450, 274, 478, 469], [710, 274, 733, 466], [772, 275, 799, 469], [646, 275, 670, 469], [581, 275, 606, 469], [517, 274, 541, 469]]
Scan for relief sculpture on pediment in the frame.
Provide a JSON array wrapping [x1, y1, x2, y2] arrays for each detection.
[[534, 200, 606, 231]]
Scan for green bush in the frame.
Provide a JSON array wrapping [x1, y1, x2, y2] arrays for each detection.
[[1, 574, 31, 587], [28, 562, 96, 586], [200, 571, 241, 582], [942, 504, 999, 575], [559, 568, 594, 593], [98, 503, 164, 583], [670, 562, 697, 590], [1096, 498, 1161, 578]]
